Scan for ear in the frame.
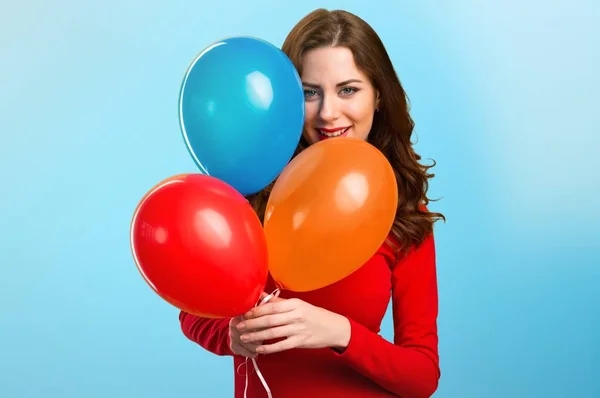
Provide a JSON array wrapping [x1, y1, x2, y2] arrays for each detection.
[[375, 91, 381, 111]]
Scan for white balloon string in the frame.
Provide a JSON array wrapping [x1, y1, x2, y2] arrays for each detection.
[[250, 357, 272, 398], [242, 288, 280, 398]]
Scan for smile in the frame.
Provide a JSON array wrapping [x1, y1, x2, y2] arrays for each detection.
[[317, 127, 350, 138]]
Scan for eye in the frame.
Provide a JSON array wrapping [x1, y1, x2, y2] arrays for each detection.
[[303, 89, 319, 99], [339, 86, 359, 96]]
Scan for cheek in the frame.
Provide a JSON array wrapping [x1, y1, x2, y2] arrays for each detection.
[[302, 102, 319, 141], [347, 103, 375, 131], [304, 102, 318, 124]]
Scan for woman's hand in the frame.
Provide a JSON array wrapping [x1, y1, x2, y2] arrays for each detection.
[[227, 292, 280, 357], [228, 315, 263, 358], [236, 296, 351, 355]]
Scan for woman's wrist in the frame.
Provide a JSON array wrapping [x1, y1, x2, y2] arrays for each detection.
[[330, 314, 351, 351]]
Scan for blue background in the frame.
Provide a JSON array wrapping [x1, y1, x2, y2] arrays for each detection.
[[1, 1, 598, 397]]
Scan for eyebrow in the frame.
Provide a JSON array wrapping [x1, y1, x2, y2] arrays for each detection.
[[302, 79, 363, 88]]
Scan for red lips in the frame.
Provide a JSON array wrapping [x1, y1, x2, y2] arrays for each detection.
[[316, 126, 351, 140], [318, 126, 350, 133]]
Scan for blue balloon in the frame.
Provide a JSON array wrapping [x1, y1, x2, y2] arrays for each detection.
[[178, 36, 305, 196]]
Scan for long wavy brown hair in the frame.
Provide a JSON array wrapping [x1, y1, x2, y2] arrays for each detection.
[[247, 8, 445, 254]]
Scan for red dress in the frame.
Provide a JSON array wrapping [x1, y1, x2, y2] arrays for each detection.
[[179, 233, 440, 398]]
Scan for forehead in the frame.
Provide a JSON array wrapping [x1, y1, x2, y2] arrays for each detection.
[[301, 46, 366, 83]]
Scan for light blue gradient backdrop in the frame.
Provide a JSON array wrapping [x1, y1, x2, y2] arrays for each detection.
[[1, 1, 598, 397]]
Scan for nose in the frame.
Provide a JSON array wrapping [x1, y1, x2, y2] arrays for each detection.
[[318, 93, 340, 123]]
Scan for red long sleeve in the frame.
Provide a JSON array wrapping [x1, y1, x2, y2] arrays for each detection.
[[179, 231, 440, 398], [178, 311, 234, 356], [333, 233, 440, 397]]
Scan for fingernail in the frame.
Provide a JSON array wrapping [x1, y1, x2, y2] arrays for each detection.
[[241, 335, 249, 342], [237, 322, 245, 330]]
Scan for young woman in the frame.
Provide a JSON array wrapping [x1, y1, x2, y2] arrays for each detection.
[[179, 8, 445, 398]]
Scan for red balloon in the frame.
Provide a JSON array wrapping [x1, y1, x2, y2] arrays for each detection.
[[130, 173, 268, 318]]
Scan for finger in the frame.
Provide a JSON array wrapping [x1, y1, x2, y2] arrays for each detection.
[[266, 296, 285, 303], [231, 329, 262, 352], [232, 342, 258, 358], [245, 299, 296, 319], [241, 340, 262, 351], [229, 318, 243, 338], [259, 292, 285, 305], [238, 310, 298, 332], [241, 324, 298, 344], [229, 316, 243, 328], [257, 335, 302, 355]]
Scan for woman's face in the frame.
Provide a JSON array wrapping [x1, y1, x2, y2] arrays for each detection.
[[300, 46, 379, 145]]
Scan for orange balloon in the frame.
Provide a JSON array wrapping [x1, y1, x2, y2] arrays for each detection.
[[264, 137, 398, 292]]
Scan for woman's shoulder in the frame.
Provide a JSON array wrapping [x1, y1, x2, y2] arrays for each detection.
[[377, 204, 435, 269]]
